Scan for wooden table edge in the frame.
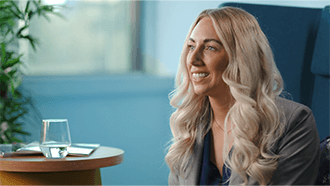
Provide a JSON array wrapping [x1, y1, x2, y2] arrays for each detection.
[[0, 146, 124, 172]]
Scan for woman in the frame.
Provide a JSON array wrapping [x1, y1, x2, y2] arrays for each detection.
[[166, 7, 320, 185]]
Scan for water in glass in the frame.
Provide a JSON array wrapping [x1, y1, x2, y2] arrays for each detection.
[[40, 141, 70, 159], [40, 119, 71, 159]]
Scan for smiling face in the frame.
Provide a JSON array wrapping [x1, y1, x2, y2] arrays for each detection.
[[186, 17, 229, 98]]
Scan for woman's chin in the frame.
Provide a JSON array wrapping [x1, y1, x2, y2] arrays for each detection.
[[193, 87, 208, 96]]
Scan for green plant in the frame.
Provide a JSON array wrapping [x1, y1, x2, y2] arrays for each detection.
[[0, 0, 64, 144]]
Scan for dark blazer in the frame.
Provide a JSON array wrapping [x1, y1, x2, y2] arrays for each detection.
[[168, 97, 320, 185]]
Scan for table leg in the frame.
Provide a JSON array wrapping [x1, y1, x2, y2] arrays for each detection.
[[0, 168, 102, 185]]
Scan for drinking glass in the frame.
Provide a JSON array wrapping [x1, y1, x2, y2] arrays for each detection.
[[39, 119, 71, 159]]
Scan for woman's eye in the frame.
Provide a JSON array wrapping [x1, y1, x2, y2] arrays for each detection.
[[207, 46, 215, 50], [188, 45, 195, 50]]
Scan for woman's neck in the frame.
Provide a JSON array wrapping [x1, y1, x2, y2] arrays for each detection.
[[209, 95, 232, 126]]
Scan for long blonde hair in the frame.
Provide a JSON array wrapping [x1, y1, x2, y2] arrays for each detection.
[[165, 7, 284, 185]]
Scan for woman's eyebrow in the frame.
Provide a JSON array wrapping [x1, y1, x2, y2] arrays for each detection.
[[188, 38, 222, 45], [204, 39, 222, 45]]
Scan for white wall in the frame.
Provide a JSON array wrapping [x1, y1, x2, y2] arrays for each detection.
[[144, 0, 329, 76]]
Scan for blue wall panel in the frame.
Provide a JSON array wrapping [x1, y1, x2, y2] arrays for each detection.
[[22, 75, 174, 185]]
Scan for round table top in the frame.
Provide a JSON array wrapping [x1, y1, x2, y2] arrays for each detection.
[[0, 146, 124, 172]]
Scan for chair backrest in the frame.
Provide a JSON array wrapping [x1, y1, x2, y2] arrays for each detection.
[[219, 2, 322, 106], [310, 6, 329, 140], [218, 2, 329, 140]]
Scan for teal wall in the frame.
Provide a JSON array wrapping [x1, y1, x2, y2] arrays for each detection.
[[22, 75, 174, 185]]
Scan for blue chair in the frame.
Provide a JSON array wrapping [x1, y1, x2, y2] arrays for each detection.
[[218, 2, 330, 185], [218, 2, 329, 140], [312, 7, 330, 184], [316, 136, 330, 185], [310, 6, 329, 140]]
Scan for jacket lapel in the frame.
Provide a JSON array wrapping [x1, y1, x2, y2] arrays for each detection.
[[180, 140, 204, 185]]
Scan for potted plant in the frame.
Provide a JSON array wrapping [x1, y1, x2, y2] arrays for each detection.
[[0, 0, 64, 144]]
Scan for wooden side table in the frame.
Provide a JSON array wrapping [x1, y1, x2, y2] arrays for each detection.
[[0, 146, 124, 185]]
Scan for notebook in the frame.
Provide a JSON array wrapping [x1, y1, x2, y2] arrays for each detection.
[[0, 141, 100, 157]]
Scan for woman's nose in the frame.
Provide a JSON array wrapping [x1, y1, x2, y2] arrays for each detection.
[[188, 48, 203, 66]]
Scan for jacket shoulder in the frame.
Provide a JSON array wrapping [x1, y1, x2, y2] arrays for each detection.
[[276, 97, 312, 116], [276, 97, 314, 128], [271, 98, 320, 184]]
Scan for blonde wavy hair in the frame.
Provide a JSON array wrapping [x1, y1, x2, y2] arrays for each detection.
[[165, 7, 285, 185]]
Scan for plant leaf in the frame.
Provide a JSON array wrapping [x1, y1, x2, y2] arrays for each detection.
[[8, 111, 27, 123], [41, 5, 54, 12], [1, 43, 6, 64], [9, 1, 23, 19], [8, 8, 21, 19], [40, 12, 50, 22], [19, 35, 39, 51], [34, 1, 42, 16], [27, 10, 35, 20], [9, 80, 16, 95], [16, 24, 29, 38], [2, 54, 22, 70], [0, 1, 7, 6], [3, 131, 12, 143], [9, 136, 24, 143], [7, 69, 17, 78], [24, 1, 30, 15], [0, 137, 4, 144], [0, 73, 10, 82], [12, 129, 30, 136], [0, 5, 13, 12]]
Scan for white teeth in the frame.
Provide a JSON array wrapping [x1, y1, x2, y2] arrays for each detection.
[[192, 73, 209, 79]]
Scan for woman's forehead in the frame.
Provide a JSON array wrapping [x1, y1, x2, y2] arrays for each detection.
[[190, 17, 220, 42]]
